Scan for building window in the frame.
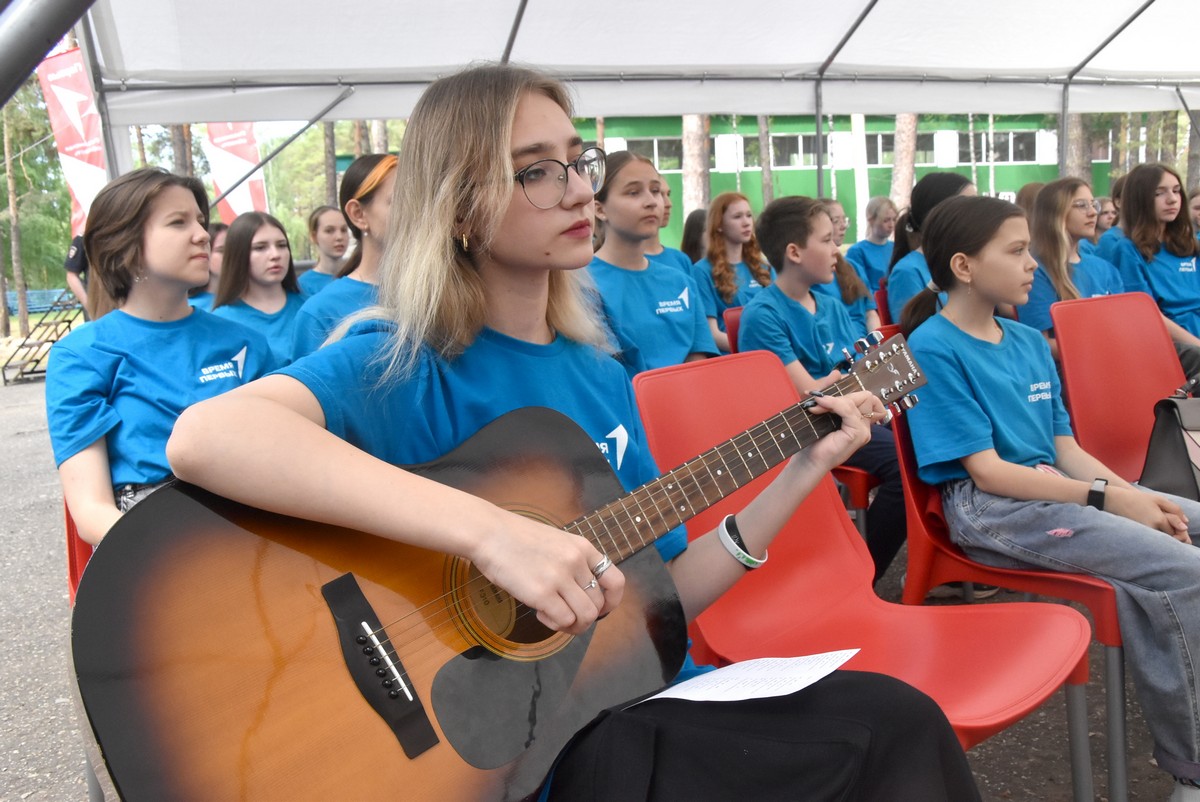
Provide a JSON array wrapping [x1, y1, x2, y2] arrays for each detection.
[[772, 134, 801, 167], [914, 133, 936, 165], [958, 132, 985, 164], [865, 133, 895, 166], [616, 137, 684, 171], [1011, 131, 1036, 162]]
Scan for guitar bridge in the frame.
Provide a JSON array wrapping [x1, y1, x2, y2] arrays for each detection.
[[322, 573, 439, 759]]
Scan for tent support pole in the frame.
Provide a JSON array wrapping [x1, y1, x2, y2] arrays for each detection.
[[500, 0, 529, 64], [815, 79, 824, 197], [212, 86, 355, 207], [77, 10, 125, 180], [0, 0, 94, 108], [1058, 0, 1157, 175], [813, 0, 880, 198]]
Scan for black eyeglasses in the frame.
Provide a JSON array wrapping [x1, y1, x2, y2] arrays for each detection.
[[514, 147, 606, 209]]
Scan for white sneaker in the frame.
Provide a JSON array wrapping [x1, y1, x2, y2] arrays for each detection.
[[1170, 780, 1200, 801]]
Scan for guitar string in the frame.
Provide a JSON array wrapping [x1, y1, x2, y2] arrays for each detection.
[[349, 366, 886, 680], [346, 363, 883, 681]]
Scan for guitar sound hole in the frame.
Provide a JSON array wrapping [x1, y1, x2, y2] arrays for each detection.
[[465, 564, 555, 645]]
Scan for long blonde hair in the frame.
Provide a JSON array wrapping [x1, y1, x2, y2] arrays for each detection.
[[1029, 178, 1086, 303], [356, 64, 611, 378]]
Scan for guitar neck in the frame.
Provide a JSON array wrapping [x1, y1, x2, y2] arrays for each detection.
[[566, 372, 861, 563]]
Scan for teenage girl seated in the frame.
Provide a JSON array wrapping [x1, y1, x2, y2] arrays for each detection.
[[886, 172, 975, 316], [296, 205, 349, 296], [588, 151, 717, 373], [643, 177, 692, 274], [167, 64, 979, 802], [691, 192, 775, 352], [846, 196, 898, 291], [1018, 177, 1122, 359], [813, 198, 880, 338], [902, 194, 1200, 802], [291, 154, 397, 359], [46, 168, 276, 544], [211, 211, 306, 364]]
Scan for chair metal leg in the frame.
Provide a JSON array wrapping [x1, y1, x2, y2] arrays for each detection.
[[1105, 645, 1128, 802], [1065, 682, 1095, 802]]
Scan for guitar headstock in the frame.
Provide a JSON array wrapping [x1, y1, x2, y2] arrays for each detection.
[[842, 331, 925, 414]]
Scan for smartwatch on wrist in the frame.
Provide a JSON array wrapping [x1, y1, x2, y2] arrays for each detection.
[[1087, 478, 1108, 511]]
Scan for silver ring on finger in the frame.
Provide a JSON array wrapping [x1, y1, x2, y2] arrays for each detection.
[[581, 578, 598, 590], [591, 556, 613, 578]]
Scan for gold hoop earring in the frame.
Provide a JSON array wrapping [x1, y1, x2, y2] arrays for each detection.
[[460, 233, 469, 252]]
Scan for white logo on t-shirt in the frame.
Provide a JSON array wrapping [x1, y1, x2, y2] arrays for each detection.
[[655, 288, 689, 316], [1180, 257, 1197, 273], [600, 424, 629, 470], [198, 346, 249, 385], [1027, 381, 1052, 403]]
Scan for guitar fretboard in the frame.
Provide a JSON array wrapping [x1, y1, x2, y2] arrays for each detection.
[[566, 377, 856, 563]]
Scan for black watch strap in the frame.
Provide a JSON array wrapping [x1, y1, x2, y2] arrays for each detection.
[[1087, 478, 1108, 510]]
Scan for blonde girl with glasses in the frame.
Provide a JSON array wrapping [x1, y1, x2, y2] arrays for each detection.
[[1019, 178, 1123, 359], [168, 64, 977, 801]]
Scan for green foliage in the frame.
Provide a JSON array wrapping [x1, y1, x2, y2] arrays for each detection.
[[0, 76, 72, 290]]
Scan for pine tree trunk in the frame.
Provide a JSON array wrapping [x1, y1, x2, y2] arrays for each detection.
[[1065, 113, 1090, 180], [371, 120, 388, 154], [1189, 119, 1200, 192], [757, 115, 774, 204], [181, 124, 194, 175], [4, 105, 29, 337], [595, 117, 605, 151], [1163, 111, 1179, 175], [890, 113, 917, 211], [353, 121, 364, 158], [135, 125, 147, 167], [170, 124, 189, 176], [0, 231, 9, 339], [682, 114, 710, 217], [323, 122, 337, 206]]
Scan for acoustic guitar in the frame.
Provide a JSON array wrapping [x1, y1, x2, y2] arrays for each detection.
[[72, 335, 924, 801]]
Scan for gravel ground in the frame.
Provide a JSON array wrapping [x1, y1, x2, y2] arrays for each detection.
[[0, 375, 1177, 801]]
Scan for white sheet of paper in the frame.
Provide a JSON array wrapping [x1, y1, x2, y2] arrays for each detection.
[[635, 649, 860, 706]]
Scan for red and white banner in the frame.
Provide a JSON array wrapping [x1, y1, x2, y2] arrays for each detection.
[[36, 48, 108, 238], [202, 122, 269, 224]]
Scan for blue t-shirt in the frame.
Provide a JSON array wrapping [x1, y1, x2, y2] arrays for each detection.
[[46, 308, 278, 487], [646, 246, 694, 274], [845, 239, 893, 291], [1112, 239, 1200, 336], [1095, 225, 1126, 265], [291, 277, 378, 360], [212, 291, 307, 364], [298, 269, 337, 297], [1078, 239, 1097, 257], [887, 250, 947, 319], [813, 260, 878, 338], [588, 256, 718, 373], [691, 258, 776, 334], [188, 291, 214, 311], [1018, 254, 1124, 333], [739, 283, 859, 379], [906, 315, 1073, 485]]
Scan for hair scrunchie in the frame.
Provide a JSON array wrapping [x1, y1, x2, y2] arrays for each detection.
[[926, 280, 941, 293]]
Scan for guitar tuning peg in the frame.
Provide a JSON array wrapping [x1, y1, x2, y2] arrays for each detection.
[[867, 330, 884, 346], [841, 347, 855, 364], [854, 337, 871, 354], [900, 395, 918, 410]]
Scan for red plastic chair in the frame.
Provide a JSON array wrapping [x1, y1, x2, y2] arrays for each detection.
[[892, 413, 1128, 801], [721, 306, 742, 353], [875, 287, 891, 325], [66, 502, 93, 606], [1053, 292, 1185, 482], [634, 352, 1094, 800]]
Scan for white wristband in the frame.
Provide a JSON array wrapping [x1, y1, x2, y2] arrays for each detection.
[[718, 514, 768, 569]]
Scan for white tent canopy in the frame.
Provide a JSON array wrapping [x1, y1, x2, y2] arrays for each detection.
[[81, 0, 1200, 127]]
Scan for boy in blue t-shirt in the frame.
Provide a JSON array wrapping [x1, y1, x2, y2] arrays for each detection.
[[739, 196, 907, 584]]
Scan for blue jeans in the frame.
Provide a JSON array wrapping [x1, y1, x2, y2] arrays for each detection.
[[941, 478, 1200, 781]]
